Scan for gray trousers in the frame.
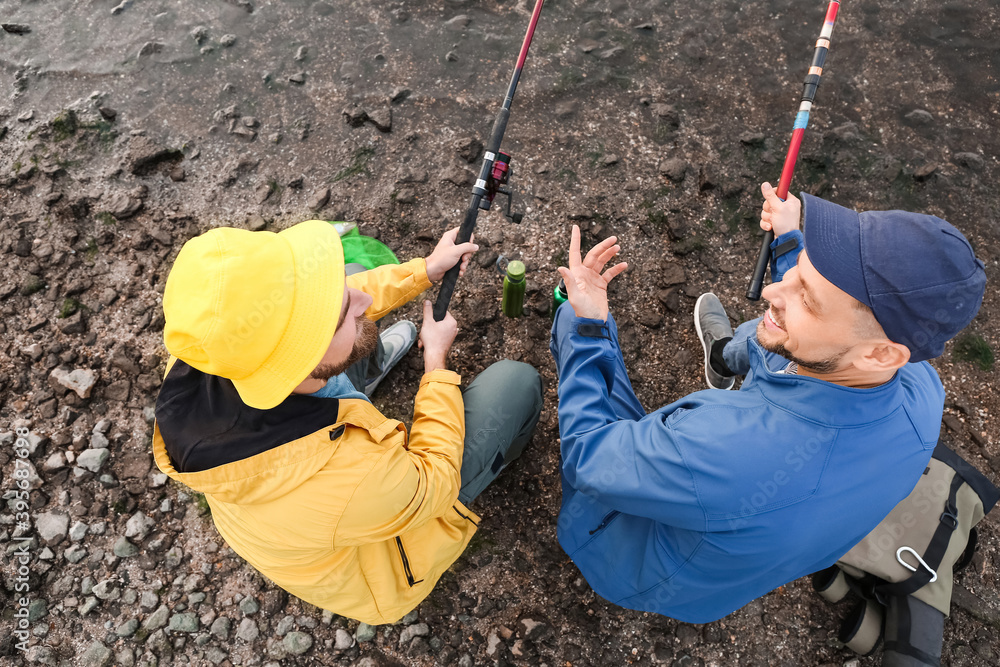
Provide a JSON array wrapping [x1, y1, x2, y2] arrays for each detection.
[[457, 360, 543, 505]]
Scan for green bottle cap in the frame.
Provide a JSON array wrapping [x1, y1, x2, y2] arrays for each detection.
[[506, 260, 526, 281]]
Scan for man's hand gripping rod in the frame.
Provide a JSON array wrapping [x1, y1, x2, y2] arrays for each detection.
[[433, 0, 545, 321], [746, 0, 841, 301]]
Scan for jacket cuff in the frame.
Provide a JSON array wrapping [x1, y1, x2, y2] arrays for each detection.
[[413, 258, 434, 292], [419, 369, 462, 387]]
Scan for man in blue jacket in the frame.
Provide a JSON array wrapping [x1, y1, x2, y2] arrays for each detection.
[[550, 182, 987, 622]]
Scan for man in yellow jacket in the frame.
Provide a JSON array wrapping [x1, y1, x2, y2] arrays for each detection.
[[152, 220, 542, 624]]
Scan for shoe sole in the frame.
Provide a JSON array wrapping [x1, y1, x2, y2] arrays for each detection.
[[694, 293, 735, 391]]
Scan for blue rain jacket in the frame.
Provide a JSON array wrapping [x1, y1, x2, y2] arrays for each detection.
[[550, 231, 943, 623]]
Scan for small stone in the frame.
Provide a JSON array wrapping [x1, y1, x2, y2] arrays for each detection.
[[79, 596, 99, 615], [334, 628, 354, 649], [143, 605, 170, 632], [210, 616, 231, 639], [98, 107, 118, 120], [903, 109, 934, 126], [367, 107, 392, 132], [117, 618, 140, 637], [399, 623, 430, 645], [307, 187, 330, 211], [49, 368, 98, 398], [92, 579, 120, 601], [77, 448, 110, 473], [69, 520, 89, 541], [91, 432, 109, 449], [275, 615, 295, 636], [126, 512, 155, 540], [659, 157, 688, 181], [288, 72, 306, 85], [113, 537, 139, 558], [355, 622, 377, 642], [221, 34, 237, 47], [294, 46, 308, 61], [64, 544, 88, 563], [914, 162, 938, 181], [239, 596, 259, 615], [953, 152, 985, 171], [80, 641, 112, 667], [35, 512, 70, 546], [2, 23, 32, 34], [169, 165, 185, 181], [169, 612, 200, 633], [190, 26, 209, 45], [140, 590, 160, 610], [283, 631, 314, 655], [236, 617, 259, 641]]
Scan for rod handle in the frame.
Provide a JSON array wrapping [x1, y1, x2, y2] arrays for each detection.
[[746, 230, 774, 301], [433, 202, 480, 321]]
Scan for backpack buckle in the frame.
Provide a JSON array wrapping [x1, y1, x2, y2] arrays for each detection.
[[896, 546, 938, 583]]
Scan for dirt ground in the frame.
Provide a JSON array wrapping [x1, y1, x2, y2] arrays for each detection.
[[1, 0, 998, 665]]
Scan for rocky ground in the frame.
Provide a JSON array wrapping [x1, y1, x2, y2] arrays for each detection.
[[1, 0, 999, 665]]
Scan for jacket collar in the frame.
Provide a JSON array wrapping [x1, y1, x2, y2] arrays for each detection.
[[745, 338, 904, 427]]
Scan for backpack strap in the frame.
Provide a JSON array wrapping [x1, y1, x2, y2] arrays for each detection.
[[874, 473, 963, 598]]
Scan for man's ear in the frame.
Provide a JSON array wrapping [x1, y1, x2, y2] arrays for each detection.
[[853, 340, 910, 372]]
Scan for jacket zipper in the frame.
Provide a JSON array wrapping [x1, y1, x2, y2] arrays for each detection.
[[395, 536, 424, 587], [589, 510, 621, 535], [452, 505, 479, 526]]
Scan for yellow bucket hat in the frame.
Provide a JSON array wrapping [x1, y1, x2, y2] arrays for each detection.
[[162, 220, 344, 410]]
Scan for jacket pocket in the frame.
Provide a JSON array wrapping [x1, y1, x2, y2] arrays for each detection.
[[589, 510, 621, 535], [395, 536, 425, 587]]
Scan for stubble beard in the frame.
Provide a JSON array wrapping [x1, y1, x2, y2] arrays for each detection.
[[755, 319, 848, 375], [311, 317, 380, 381]]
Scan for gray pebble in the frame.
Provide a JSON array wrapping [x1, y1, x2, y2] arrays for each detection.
[[79, 596, 99, 616], [76, 448, 109, 473], [80, 641, 112, 667], [116, 618, 140, 637], [125, 511, 155, 540], [64, 544, 88, 563], [210, 616, 232, 639], [355, 622, 377, 642], [143, 605, 170, 632], [168, 612, 199, 633], [334, 628, 354, 650], [113, 537, 138, 558], [275, 615, 295, 636], [239, 596, 259, 615], [221, 34, 237, 47], [399, 622, 429, 645], [140, 590, 159, 610], [283, 631, 314, 655], [236, 617, 259, 641]]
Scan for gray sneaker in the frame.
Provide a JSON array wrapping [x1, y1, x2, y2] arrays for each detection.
[[694, 293, 735, 390], [364, 320, 417, 397]]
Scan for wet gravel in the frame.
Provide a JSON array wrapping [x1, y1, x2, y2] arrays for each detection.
[[1, 1, 999, 665]]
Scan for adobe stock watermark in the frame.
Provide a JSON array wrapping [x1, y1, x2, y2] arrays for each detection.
[[9, 426, 35, 653]]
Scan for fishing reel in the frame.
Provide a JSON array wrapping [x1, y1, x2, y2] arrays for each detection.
[[478, 151, 523, 223]]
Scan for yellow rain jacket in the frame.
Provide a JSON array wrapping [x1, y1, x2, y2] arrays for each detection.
[[152, 259, 479, 624]]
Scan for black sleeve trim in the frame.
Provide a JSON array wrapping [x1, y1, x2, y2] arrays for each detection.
[[773, 237, 799, 258], [577, 323, 612, 340]]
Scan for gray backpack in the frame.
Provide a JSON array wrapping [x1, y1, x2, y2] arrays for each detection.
[[813, 444, 999, 666]]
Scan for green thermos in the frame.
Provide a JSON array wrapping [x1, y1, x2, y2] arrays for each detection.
[[498, 257, 526, 318], [552, 278, 568, 318]]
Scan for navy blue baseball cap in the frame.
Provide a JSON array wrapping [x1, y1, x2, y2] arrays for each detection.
[[801, 193, 986, 362]]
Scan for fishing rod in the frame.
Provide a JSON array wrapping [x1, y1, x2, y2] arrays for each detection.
[[433, 0, 545, 321], [746, 0, 842, 301]]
